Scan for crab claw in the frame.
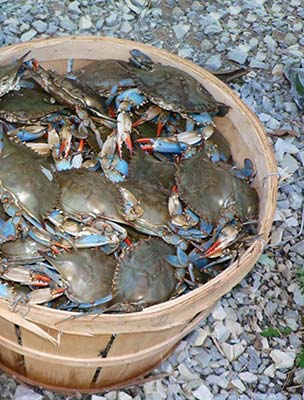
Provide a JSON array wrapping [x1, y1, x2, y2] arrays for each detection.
[[31, 274, 52, 287], [203, 225, 238, 258], [136, 136, 193, 154], [117, 112, 133, 157]]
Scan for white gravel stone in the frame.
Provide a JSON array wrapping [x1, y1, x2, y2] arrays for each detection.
[[263, 363, 276, 377], [178, 364, 199, 381], [120, 21, 132, 33], [192, 327, 208, 346], [68, 1, 82, 14], [20, 29, 37, 42], [227, 48, 248, 64], [221, 342, 245, 361], [294, 369, 304, 385], [225, 320, 242, 338], [270, 350, 296, 369], [32, 20, 48, 33], [231, 377, 246, 392], [213, 321, 231, 343], [211, 302, 227, 321], [239, 372, 258, 384], [117, 392, 133, 400], [79, 16, 92, 30], [173, 24, 190, 40], [193, 383, 214, 400], [14, 385, 43, 400], [92, 396, 107, 400]]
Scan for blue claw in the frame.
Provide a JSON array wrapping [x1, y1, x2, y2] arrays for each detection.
[[115, 88, 146, 111], [8, 127, 46, 142], [136, 137, 188, 154], [189, 112, 214, 126], [230, 158, 254, 180]]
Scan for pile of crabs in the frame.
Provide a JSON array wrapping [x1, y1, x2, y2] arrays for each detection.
[[0, 49, 258, 314]]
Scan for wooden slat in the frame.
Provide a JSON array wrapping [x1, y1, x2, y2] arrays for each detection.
[[23, 357, 95, 389], [95, 345, 175, 387], [20, 324, 112, 358], [0, 317, 25, 375]]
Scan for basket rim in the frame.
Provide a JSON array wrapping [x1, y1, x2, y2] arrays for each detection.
[[0, 36, 278, 323]]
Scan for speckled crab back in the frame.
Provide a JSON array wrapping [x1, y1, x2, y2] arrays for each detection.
[[72, 59, 133, 97], [0, 135, 59, 224], [112, 238, 177, 306], [176, 151, 258, 225], [131, 65, 222, 115]]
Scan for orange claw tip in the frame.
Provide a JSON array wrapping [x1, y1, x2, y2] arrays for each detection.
[[77, 139, 85, 152], [33, 274, 52, 283], [203, 239, 223, 258], [172, 184, 178, 193], [32, 58, 39, 70], [53, 287, 66, 295], [124, 238, 132, 247], [132, 118, 145, 127], [125, 136, 133, 155], [156, 121, 164, 137], [135, 138, 152, 144], [139, 145, 153, 152]]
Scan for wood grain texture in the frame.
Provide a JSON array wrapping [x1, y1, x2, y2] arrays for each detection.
[[0, 36, 277, 392]]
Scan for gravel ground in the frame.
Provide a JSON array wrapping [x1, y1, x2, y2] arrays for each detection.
[[0, 0, 303, 399]]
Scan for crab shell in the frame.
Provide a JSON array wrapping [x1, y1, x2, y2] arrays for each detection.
[[0, 85, 67, 124], [125, 62, 228, 116], [72, 59, 134, 97], [128, 150, 176, 193], [1, 236, 47, 264], [176, 150, 258, 225], [44, 248, 116, 304], [112, 238, 177, 306], [56, 170, 125, 224], [0, 135, 60, 225]]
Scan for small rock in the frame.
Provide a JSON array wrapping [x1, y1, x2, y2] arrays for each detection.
[[294, 369, 304, 385], [193, 383, 214, 400], [266, 117, 281, 130], [204, 22, 222, 35], [270, 350, 296, 369], [239, 372, 258, 384], [281, 153, 299, 175], [68, 1, 82, 14], [205, 55, 222, 70], [105, 13, 118, 27], [178, 364, 198, 381], [227, 49, 248, 64], [79, 16, 92, 30], [60, 16, 77, 31], [20, 29, 37, 42], [173, 24, 190, 40], [211, 302, 227, 321], [200, 39, 213, 51], [14, 385, 43, 400], [275, 138, 299, 162], [293, 289, 304, 306], [290, 240, 304, 256], [289, 192, 303, 210], [231, 378, 246, 393], [249, 59, 269, 69], [213, 322, 230, 343], [92, 396, 107, 400], [192, 328, 208, 346], [264, 35, 277, 47], [32, 20, 47, 33], [206, 374, 229, 389], [263, 364, 276, 377], [221, 343, 245, 362], [120, 21, 132, 33], [117, 393, 133, 400], [225, 320, 242, 338]]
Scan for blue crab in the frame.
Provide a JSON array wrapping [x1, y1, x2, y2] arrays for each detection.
[[175, 149, 258, 255], [0, 51, 30, 97], [111, 238, 177, 307], [0, 133, 59, 228]]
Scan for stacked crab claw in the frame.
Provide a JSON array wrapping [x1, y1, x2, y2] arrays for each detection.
[[0, 49, 258, 314]]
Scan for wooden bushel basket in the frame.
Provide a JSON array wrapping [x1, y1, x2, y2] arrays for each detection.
[[0, 37, 277, 394]]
